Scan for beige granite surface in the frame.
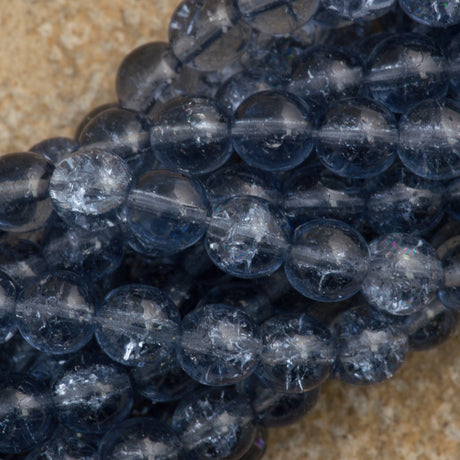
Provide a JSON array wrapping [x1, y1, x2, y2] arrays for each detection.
[[0, 1, 459, 459]]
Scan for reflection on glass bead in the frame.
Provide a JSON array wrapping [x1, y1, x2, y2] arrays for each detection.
[[333, 304, 409, 385], [74, 103, 119, 141], [437, 235, 460, 311], [0, 374, 56, 453], [95, 284, 180, 367], [361, 233, 443, 315], [16, 271, 94, 354], [206, 196, 290, 279], [399, 98, 460, 180], [258, 313, 334, 393], [30, 137, 79, 165], [150, 96, 232, 175], [0, 152, 54, 233], [317, 97, 397, 178], [232, 90, 314, 172], [179, 303, 261, 385], [321, 0, 395, 20], [239, 425, 268, 460], [0, 271, 16, 344], [399, 0, 460, 27], [285, 220, 369, 302], [169, 0, 252, 71]]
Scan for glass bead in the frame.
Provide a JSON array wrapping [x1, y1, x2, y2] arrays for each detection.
[[361, 233, 443, 315], [236, 0, 319, 35], [399, 0, 460, 27], [258, 313, 334, 393], [179, 303, 262, 385], [95, 284, 181, 367], [448, 32, 460, 99], [150, 96, 232, 175], [437, 235, 460, 311], [0, 152, 54, 232], [332, 304, 409, 385], [285, 219, 369, 302], [99, 417, 185, 460], [50, 148, 132, 230], [169, 0, 252, 71], [0, 374, 56, 454], [171, 387, 256, 460], [446, 178, 460, 220], [74, 102, 118, 141], [16, 271, 95, 354], [398, 98, 460, 180], [126, 170, 210, 254], [232, 90, 314, 172], [365, 33, 448, 113], [0, 334, 38, 375], [30, 136, 79, 165], [205, 196, 290, 279], [317, 97, 397, 179], [239, 425, 268, 460], [321, 0, 395, 20], [0, 271, 16, 344]]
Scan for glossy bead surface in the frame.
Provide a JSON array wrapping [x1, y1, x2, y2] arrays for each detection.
[[321, 0, 395, 20], [30, 136, 79, 165], [399, 0, 460, 27], [437, 235, 460, 311], [0, 271, 16, 344]]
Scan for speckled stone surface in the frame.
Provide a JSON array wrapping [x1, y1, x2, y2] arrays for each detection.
[[1, 2, 460, 459]]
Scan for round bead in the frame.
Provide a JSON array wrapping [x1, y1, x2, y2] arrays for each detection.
[[0, 271, 16, 344], [74, 102, 118, 140], [285, 220, 369, 302], [150, 96, 232, 175], [361, 233, 443, 315], [232, 90, 314, 172], [205, 196, 290, 278], [448, 32, 460, 99], [399, 0, 460, 27], [398, 98, 460, 180], [321, 0, 395, 20], [16, 271, 94, 354], [30, 136, 79, 165], [95, 284, 181, 367], [437, 235, 460, 311], [446, 178, 460, 219], [239, 426, 268, 460]]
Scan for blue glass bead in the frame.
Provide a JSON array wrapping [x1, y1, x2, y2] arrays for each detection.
[[169, 0, 252, 71], [361, 233, 443, 315], [99, 417, 185, 460], [0, 152, 54, 232], [126, 170, 210, 254], [317, 97, 397, 178], [333, 304, 409, 385], [239, 425, 268, 460], [446, 178, 460, 221], [365, 33, 448, 113], [205, 196, 290, 279], [95, 284, 180, 367], [74, 102, 118, 141], [232, 90, 314, 172], [287, 45, 364, 105], [437, 235, 460, 311], [321, 0, 395, 20], [16, 271, 94, 354], [399, 0, 460, 27], [150, 96, 232, 175], [0, 334, 38, 375], [399, 98, 460, 180], [448, 33, 460, 99], [0, 374, 56, 454], [179, 303, 261, 385], [171, 387, 256, 460], [0, 271, 16, 344], [30, 136, 79, 165], [116, 41, 182, 113], [258, 313, 334, 393]]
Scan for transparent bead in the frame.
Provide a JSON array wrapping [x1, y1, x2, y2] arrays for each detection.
[[30, 136, 79, 165], [74, 103, 118, 141], [50, 148, 132, 230], [399, 98, 460, 180], [0, 152, 54, 232], [239, 425, 268, 460], [205, 196, 290, 278], [150, 96, 232, 175], [361, 233, 443, 315], [16, 271, 94, 354], [448, 32, 460, 99], [169, 0, 252, 71], [0, 271, 16, 344], [285, 219, 369, 302], [437, 235, 460, 311], [258, 313, 334, 393], [446, 178, 460, 220], [95, 284, 181, 367], [317, 97, 397, 178], [333, 304, 409, 385], [232, 90, 314, 172], [0, 334, 38, 375], [321, 0, 395, 20], [365, 33, 448, 113], [399, 0, 460, 27]]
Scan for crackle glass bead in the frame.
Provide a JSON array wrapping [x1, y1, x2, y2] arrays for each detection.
[[0, 271, 16, 344], [232, 90, 314, 172], [365, 33, 448, 113], [317, 97, 397, 178], [361, 233, 443, 315], [50, 148, 132, 230], [321, 0, 395, 20], [437, 235, 460, 311], [95, 284, 180, 367], [16, 271, 94, 354], [126, 170, 210, 254], [285, 220, 369, 302], [30, 136, 79, 165], [179, 303, 261, 386], [0, 152, 54, 232], [150, 96, 232, 175], [333, 304, 409, 385], [169, 0, 252, 71], [399, 0, 460, 27], [398, 98, 460, 180], [258, 313, 334, 393], [172, 387, 256, 460], [205, 196, 290, 279]]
